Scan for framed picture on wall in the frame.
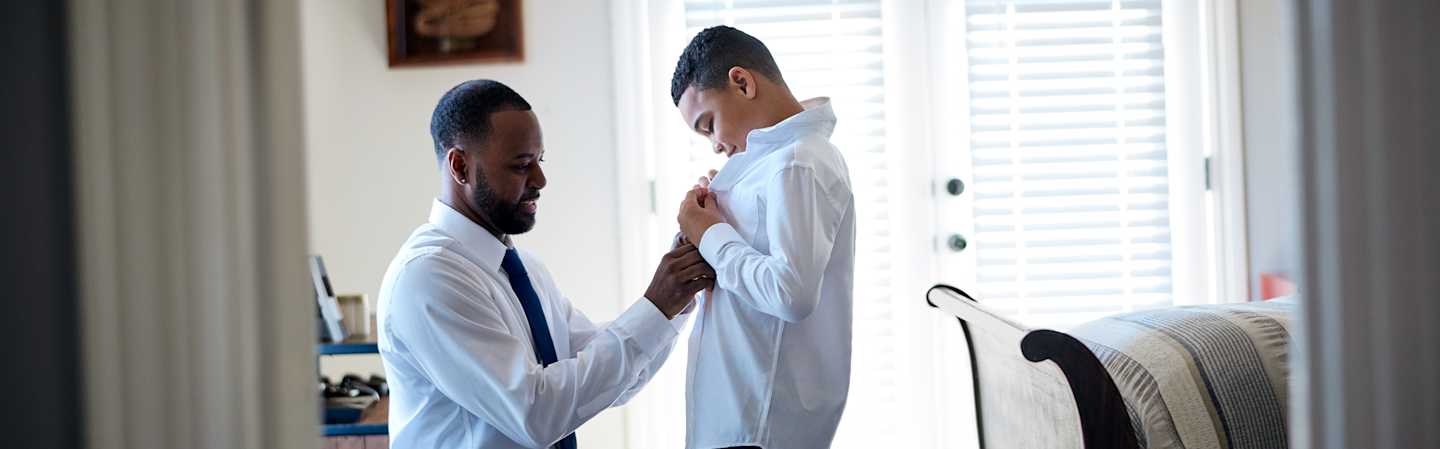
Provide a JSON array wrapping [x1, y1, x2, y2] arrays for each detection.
[[386, 0, 524, 67]]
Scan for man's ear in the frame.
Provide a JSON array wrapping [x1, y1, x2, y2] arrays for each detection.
[[728, 66, 758, 100], [445, 147, 470, 185]]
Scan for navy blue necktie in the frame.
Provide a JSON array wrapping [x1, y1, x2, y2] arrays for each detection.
[[500, 248, 578, 449]]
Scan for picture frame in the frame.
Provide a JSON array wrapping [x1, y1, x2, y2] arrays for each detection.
[[386, 0, 525, 67]]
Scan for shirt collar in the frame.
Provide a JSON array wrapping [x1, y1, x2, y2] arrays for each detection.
[[428, 199, 510, 273], [745, 97, 836, 148], [710, 97, 836, 192]]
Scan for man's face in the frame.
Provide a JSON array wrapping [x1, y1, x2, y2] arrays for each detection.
[[678, 81, 761, 158], [465, 109, 546, 234]]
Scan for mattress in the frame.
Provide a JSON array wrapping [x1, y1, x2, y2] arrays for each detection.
[[1068, 298, 1295, 449]]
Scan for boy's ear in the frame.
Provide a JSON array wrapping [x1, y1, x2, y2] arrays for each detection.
[[728, 66, 758, 100]]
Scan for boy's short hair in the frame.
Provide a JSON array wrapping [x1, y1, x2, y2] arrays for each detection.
[[670, 25, 786, 106], [430, 79, 532, 161]]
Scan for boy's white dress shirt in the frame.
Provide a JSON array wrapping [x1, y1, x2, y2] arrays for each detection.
[[688, 98, 856, 449]]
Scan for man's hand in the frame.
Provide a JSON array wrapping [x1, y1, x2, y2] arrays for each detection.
[[678, 186, 726, 246], [644, 243, 715, 319]]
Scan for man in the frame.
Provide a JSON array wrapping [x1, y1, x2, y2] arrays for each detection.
[[670, 26, 857, 449], [378, 80, 714, 449]]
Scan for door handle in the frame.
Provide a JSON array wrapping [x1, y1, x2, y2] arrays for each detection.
[[947, 234, 968, 253], [945, 178, 965, 196]]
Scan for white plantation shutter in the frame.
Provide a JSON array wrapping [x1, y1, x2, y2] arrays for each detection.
[[627, 1, 1218, 446], [963, 0, 1174, 329], [682, 0, 906, 446]]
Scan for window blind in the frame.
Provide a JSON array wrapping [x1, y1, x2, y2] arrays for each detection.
[[964, 0, 1173, 330], [682, 1, 901, 445]]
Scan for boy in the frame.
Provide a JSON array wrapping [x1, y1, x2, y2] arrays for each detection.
[[672, 26, 857, 449]]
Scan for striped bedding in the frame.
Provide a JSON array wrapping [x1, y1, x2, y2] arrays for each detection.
[[1068, 297, 1295, 449]]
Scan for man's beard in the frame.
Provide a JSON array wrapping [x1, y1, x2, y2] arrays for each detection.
[[470, 172, 539, 235]]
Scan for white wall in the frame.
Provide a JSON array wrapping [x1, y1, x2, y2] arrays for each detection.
[[1238, 0, 1303, 299], [301, 1, 630, 446]]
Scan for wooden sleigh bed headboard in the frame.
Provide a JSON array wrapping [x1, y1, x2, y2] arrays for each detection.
[[927, 284, 1140, 449], [928, 284, 1295, 449]]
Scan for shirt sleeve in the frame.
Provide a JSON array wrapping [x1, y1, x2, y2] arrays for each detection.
[[385, 253, 679, 448], [554, 292, 686, 407], [698, 164, 850, 322], [611, 297, 689, 406]]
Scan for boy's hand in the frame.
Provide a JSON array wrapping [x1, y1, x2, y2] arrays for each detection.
[[695, 169, 718, 189], [679, 186, 726, 246]]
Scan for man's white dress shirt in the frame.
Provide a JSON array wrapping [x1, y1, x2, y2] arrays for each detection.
[[378, 200, 684, 448], [688, 98, 856, 449]]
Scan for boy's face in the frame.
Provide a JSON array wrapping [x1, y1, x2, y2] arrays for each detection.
[[677, 68, 767, 158]]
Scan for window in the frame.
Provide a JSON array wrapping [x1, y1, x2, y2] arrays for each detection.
[[612, 1, 1233, 448], [682, 1, 920, 446], [956, 0, 1185, 330], [664, 1, 922, 447]]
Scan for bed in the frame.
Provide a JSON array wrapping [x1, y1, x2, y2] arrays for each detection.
[[926, 284, 1294, 449]]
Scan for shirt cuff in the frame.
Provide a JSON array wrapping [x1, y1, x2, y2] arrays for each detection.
[[697, 222, 744, 264], [616, 297, 681, 356], [668, 298, 697, 333]]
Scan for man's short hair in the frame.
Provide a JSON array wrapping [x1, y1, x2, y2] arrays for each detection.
[[670, 25, 785, 106], [430, 79, 533, 161]]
